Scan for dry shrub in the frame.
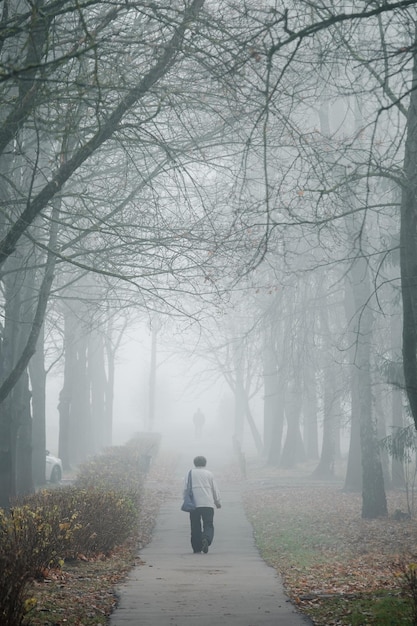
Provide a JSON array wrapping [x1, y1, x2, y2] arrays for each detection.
[[75, 446, 143, 492], [74, 433, 161, 492], [0, 435, 153, 625], [20, 490, 79, 568], [0, 508, 34, 625], [65, 487, 140, 556], [0, 504, 66, 626], [400, 561, 417, 625], [22, 487, 140, 559], [0, 489, 140, 625]]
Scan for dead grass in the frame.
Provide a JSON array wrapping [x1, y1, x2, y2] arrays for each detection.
[[243, 461, 417, 625]]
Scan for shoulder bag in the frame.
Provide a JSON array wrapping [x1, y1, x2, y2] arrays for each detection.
[[181, 470, 196, 512]]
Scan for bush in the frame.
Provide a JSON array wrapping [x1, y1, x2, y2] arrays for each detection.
[[0, 436, 156, 625], [22, 486, 140, 559], [19, 491, 79, 569], [0, 508, 32, 625], [75, 433, 161, 492], [74, 446, 142, 492], [400, 561, 417, 625], [0, 503, 67, 626], [63, 487, 140, 557]]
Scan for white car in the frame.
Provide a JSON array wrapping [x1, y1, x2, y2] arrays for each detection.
[[45, 451, 63, 483]]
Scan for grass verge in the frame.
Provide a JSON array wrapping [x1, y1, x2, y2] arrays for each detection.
[[243, 469, 417, 625]]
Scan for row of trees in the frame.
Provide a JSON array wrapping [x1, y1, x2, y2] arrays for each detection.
[[168, 1, 417, 519], [1, 0, 263, 507], [1, 0, 417, 518]]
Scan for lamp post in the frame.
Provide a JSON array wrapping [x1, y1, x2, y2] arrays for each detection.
[[148, 317, 161, 431]]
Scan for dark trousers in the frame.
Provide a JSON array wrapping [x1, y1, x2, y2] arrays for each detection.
[[189, 507, 214, 552]]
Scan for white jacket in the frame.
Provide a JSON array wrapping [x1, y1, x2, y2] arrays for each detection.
[[183, 467, 221, 509]]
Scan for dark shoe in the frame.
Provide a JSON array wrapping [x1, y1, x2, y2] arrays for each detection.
[[193, 550, 201, 554], [202, 538, 209, 553]]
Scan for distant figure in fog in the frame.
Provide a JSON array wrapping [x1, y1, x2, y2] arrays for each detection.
[[183, 455, 221, 554], [193, 408, 205, 440]]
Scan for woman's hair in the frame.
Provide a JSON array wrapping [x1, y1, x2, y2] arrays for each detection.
[[193, 455, 207, 467]]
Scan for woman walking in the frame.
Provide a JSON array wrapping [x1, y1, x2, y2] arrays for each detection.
[[183, 456, 221, 554]]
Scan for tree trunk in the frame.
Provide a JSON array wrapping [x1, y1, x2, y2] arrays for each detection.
[[232, 338, 245, 445], [244, 396, 263, 456], [70, 328, 91, 465], [303, 360, 319, 460], [375, 387, 391, 489], [343, 276, 362, 491], [29, 325, 47, 487], [400, 27, 417, 431], [343, 93, 387, 518], [267, 306, 290, 466], [312, 302, 336, 478], [0, 400, 13, 509], [104, 332, 115, 448], [280, 377, 305, 469], [312, 361, 337, 479], [351, 255, 387, 518], [390, 313, 405, 487], [263, 338, 279, 459], [58, 307, 76, 471], [267, 375, 286, 466], [89, 330, 107, 453], [0, 256, 34, 506], [14, 370, 33, 498], [344, 361, 362, 492]]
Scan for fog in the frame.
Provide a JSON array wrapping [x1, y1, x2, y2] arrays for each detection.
[[4, 5, 417, 625], [45, 322, 254, 457], [110, 331, 232, 444], [1, 1, 416, 527]]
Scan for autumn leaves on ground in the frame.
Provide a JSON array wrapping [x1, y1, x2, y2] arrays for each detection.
[[25, 490, 164, 626], [244, 464, 417, 625], [25, 455, 417, 626], [21, 448, 175, 626]]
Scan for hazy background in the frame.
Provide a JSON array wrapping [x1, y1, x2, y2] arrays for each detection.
[[45, 322, 244, 456]]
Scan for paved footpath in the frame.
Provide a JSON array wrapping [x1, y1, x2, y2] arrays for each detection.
[[109, 450, 311, 626]]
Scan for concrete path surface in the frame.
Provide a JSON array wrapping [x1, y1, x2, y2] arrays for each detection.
[[109, 447, 311, 626]]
